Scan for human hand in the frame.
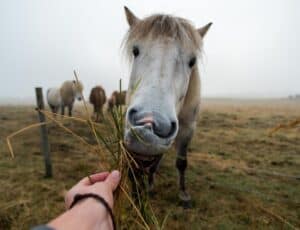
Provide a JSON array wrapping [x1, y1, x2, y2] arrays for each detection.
[[65, 170, 121, 209], [49, 170, 121, 230], [65, 170, 120, 209]]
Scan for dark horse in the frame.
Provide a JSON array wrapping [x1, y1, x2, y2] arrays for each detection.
[[108, 90, 126, 111], [89, 86, 106, 122]]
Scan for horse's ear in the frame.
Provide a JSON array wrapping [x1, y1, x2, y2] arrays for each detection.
[[197, 22, 213, 38], [124, 6, 139, 27]]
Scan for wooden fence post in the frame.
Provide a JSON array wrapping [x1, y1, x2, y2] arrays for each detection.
[[35, 87, 52, 178]]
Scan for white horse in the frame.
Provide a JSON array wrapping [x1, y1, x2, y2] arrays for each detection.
[[123, 7, 212, 207], [47, 80, 83, 116]]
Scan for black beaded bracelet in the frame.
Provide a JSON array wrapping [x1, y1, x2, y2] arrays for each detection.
[[70, 193, 116, 230]]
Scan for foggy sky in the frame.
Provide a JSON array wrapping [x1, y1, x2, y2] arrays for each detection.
[[0, 0, 299, 102]]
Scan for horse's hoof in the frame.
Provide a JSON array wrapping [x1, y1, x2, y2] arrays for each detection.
[[181, 200, 192, 209], [178, 191, 192, 209], [179, 190, 191, 201]]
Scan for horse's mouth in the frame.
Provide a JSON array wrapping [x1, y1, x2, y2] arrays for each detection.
[[124, 126, 170, 173], [124, 126, 173, 156], [129, 151, 163, 173], [131, 151, 161, 161]]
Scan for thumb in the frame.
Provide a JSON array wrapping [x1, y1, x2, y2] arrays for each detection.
[[105, 170, 121, 191]]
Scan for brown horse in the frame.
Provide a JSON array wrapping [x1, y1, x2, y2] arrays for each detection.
[[107, 90, 127, 111], [89, 86, 106, 122]]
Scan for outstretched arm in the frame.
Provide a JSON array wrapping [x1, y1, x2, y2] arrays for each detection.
[[33, 170, 120, 230]]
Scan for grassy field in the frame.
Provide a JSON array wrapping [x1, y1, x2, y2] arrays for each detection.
[[0, 99, 299, 229]]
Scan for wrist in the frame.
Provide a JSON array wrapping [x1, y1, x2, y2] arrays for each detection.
[[49, 197, 113, 230], [76, 198, 112, 229]]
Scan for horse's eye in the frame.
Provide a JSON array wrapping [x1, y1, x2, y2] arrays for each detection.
[[188, 57, 196, 68], [133, 46, 139, 57]]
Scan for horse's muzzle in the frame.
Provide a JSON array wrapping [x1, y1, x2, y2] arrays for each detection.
[[124, 107, 178, 155], [124, 126, 173, 156]]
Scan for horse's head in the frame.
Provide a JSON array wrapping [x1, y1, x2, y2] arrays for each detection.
[[123, 7, 211, 157], [72, 80, 84, 101]]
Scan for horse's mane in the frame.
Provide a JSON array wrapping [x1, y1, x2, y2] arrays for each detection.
[[123, 14, 202, 58]]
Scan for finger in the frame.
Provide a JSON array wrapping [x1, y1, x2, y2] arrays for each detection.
[[90, 172, 110, 183], [104, 170, 121, 191], [79, 172, 109, 185]]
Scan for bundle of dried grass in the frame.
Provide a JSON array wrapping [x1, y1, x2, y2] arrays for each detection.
[[6, 71, 168, 229]]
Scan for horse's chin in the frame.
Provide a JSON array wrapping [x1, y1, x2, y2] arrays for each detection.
[[124, 127, 173, 157]]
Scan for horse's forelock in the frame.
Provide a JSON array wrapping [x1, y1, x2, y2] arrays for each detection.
[[123, 14, 202, 60]]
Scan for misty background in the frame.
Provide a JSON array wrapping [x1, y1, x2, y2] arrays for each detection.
[[0, 0, 299, 104]]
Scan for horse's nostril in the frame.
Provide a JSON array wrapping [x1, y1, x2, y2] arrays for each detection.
[[128, 108, 138, 125], [168, 121, 177, 137], [127, 109, 177, 139], [153, 120, 177, 139]]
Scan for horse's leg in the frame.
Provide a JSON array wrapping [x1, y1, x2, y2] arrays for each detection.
[[92, 106, 96, 121], [53, 106, 58, 117], [49, 105, 55, 117], [97, 105, 102, 122], [148, 155, 162, 196], [68, 104, 73, 117], [100, 107, 104, 122], [175, 122, 195, 208], [61, 105, 65, 116], [91, 106, 95, 121], [96, 112, 99, 122]]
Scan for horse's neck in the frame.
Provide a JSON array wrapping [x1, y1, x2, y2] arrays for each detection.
[[60, 84, 75, 99], [178, 67, 201, 122]]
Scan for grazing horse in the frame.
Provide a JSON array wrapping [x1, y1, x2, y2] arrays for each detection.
[[89, 86, 106, 122], [107, 90, 127, 111], [47, 80, 83, 116], [123, 6, 212, 206]]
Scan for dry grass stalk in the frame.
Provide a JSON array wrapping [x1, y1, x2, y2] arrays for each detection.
[[73, 70, 103, 156], [40, 109, 103, 128], [6, 121, 50, 158], [6, 73, 165, 229], [256, 204, 299, 230], [268, 118, 300, 136]]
